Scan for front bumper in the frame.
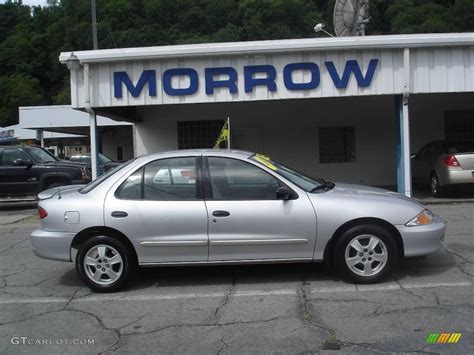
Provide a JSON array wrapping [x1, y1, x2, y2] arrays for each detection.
[[30, 229, 75, 262], [396, 214, 446, 257]]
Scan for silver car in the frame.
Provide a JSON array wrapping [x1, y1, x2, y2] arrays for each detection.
[[412, 140, 474, 197], [31, 150, 446, 292]]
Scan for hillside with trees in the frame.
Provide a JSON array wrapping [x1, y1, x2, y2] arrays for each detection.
[[1, 0, 473, 126]]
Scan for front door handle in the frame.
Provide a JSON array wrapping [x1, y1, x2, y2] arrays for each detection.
[[111, 211, 128, 218], [212, 210, 230, 217]]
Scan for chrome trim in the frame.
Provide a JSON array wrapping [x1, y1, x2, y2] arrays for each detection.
[[139, 257, 313, 267], [209, 238, 308, 246], [140, 240, 208, 247]]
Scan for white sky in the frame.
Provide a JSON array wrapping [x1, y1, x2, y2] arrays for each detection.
[[0, 0, 48, 6]]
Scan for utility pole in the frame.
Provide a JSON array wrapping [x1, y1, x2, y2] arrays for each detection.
[[91, 0, 98, 50]]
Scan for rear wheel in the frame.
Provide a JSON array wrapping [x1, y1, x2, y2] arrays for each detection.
[[430, 173, 445, 198], [333, 224, 397, 284], [76, 235, 136, 292]]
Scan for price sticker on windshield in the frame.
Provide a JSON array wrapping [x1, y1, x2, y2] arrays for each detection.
[[254, 154, 277, 171]]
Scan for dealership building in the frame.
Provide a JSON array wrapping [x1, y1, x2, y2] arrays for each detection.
[[59, 33, 474, 195]]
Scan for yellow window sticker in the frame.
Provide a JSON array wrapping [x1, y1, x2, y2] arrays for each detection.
[[254, 154, 277, 170]]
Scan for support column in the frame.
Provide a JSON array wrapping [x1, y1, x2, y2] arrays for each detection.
[[89, 111, 99, 180], [36, 129, 44, 148], [395, 95, 412, 197], [83, 62, 99, 180]]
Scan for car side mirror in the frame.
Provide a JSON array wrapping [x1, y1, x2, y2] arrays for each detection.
[[276, 186, 290, 200], [13, 158, 33, 167]]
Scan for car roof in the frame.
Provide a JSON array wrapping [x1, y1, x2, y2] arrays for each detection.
[[139, 149, 254, 161]]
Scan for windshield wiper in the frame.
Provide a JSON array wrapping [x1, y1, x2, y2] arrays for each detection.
[[310, 180, 335, 193]]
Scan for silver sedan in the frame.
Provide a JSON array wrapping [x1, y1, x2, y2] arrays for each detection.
[[31, 150, 446, 292]]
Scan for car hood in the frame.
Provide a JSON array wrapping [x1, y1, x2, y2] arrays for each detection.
[[328, 183, 425, 208], [38, 160, 88, 169], [38, 185, 85, 200]]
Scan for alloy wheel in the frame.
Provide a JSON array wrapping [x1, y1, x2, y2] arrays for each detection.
[[344, 234, 388, 277], [83, 244, 123, 285]]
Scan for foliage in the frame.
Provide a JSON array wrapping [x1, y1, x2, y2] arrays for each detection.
[[0, 0, 472, 126]]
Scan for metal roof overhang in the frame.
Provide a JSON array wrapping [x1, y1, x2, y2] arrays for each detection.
[[59, 33, 474, 64]]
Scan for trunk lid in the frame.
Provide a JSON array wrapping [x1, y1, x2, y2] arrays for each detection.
[[37, 185, 84, 200], [454, 153, 474, 169]]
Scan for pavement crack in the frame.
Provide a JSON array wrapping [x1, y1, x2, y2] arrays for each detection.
[[214, 273, 236, 324], [216, 335, 230, 355], [297, 279, 333, 334], [394, 278, 428, 302]]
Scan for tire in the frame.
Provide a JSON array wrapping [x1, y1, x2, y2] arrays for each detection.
[[76, 235, 137, 292], [332, 224, 398, 284], [430, 173, 445, 198]]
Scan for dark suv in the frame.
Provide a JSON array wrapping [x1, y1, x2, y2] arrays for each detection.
[[0, 146, 91, 199]]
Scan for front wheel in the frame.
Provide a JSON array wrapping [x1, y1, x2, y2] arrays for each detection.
[[76, 236, 136, 292], [333, 224, 397, 284]]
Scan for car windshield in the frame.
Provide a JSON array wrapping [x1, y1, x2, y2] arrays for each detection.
[[79, 159, 134, 194], [23, 147, 58, 163], [445, 141, 474, 154], [250, 154, 324, 192]]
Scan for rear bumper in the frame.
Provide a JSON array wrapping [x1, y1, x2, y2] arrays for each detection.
[[30, 229, 75, 262], [438, 169, 474, 185], [396, 214, 446, 257]]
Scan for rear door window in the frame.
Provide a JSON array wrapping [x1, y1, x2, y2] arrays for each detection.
[[144, 157, 198, 200]]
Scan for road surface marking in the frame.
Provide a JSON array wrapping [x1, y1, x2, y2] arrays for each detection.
[[0, 281, 471, 304]]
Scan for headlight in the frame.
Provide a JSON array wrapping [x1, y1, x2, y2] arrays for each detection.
[[406, 209, 434, 226]]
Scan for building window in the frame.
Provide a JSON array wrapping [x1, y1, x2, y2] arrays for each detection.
[[445, 111, 474, 141], [319, 127, 356, 163], [177, 120, 225, 149]]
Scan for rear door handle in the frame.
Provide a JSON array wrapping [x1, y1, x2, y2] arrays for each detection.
[[111, 211, 128, 218], [212, 210, 230, 217]]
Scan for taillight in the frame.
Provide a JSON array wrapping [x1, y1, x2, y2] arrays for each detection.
[[443, 155, 460, 167], [38, 206, 48, 219]]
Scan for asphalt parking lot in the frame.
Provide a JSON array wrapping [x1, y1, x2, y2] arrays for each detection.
[[0, 202, 473, 354]]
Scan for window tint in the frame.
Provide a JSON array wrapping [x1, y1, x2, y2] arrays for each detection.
[[116, 168, 143, 200], [208, 157, 280, 200], [144, 157, 197, 200], [1, 149, 30, 166]]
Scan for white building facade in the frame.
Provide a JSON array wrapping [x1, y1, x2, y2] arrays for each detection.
[[59, 33, 474, 194]]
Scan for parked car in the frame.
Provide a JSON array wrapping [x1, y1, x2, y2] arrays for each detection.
[[0, 145, 91, 199], [31, 150, 446, 292], [412, 140, 474, 197], [67, 153, 122, 174]]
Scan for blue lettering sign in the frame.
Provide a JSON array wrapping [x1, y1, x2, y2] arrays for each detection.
[[244, 65, 277, 93], [325, 59, 379, 88], [205, 67, 238, 95], [114, 70, 157, 98], [163, 68, 199, 96], [112, 59, 379, 98], [283, 62, 320, 91]]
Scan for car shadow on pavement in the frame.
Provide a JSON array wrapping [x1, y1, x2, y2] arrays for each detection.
[[57, 249, 458, 291]]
